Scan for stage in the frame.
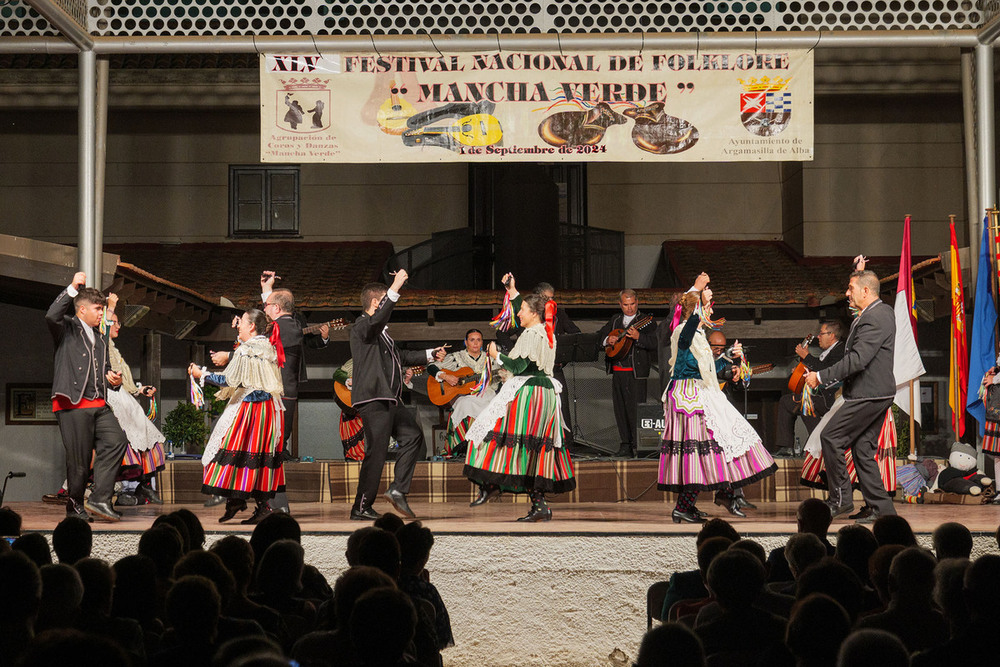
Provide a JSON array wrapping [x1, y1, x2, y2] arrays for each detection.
[[7, 461, 1000, 667]]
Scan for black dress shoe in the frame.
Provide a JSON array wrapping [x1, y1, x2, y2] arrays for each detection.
[[66, 499, 92, 522], [734, 496, 758, 510], [136, 484, 163, 505], [350, 506, 381, 521], [219, 499, 247, 523], [855, 510, 881, 525], [204, 495, 226, 507], [690, 505, 708, 518], [848, 505, 873, 520], [826, 502, 855, 519], [85, 500, 122, 522], [713, 495, 747, 518], [384, 488, 416, 519], [470, 485, 501, 507], [516, 505, 552, 522], [672, 509, 707, 524], [241, 503, 274, 525]]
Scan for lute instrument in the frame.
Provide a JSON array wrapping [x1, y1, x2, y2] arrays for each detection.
[[604, 314, 655, 361], [787, 335, 816, 393], [426, 366, 483, 406]]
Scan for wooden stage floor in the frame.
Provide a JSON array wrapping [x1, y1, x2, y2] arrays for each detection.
[[7, 500, 1000, 535]]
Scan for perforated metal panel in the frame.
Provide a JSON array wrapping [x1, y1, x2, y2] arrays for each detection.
[[0, 0, 996, 39]]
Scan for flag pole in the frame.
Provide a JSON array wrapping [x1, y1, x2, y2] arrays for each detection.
[[989, 208, 1000, 356], [908, 379, 916, 459]]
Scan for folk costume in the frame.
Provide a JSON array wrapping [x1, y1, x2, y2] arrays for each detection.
[[658, 310, 776, 522], [200, 334, 286, 523], [106, 338, 166, 501], [465, 316, 576, 521], [333, 359, 365, 462], [427, 348, 501, 459]]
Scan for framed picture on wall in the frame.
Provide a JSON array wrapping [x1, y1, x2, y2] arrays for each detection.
[[5, 384, 57, 425]]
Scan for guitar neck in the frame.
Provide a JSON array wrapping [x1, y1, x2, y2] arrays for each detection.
[[302, 319, 347, 336]]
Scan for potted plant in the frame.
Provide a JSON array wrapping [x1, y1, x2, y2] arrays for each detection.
[[162, 401, 210, 455]]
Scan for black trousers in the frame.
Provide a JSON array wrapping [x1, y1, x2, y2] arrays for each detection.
[[353, 400, 425, 511], [56, 405, 128, 506], [775, 393, 822, 453], [612, 370, 646, 448], [820, 397, 895, 516], [270, 397, 297, 511]]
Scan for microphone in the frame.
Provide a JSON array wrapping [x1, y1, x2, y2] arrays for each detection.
[[7, 472, 25, 478]]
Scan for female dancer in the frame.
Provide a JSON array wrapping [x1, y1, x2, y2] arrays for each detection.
[[464, 292, 575, 521], [105, 295, 166, 504], [659, 279, 777, 523], [188, 308, 285, 524]]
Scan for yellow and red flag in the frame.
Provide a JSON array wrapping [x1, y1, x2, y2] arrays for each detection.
[[949, 220, 968, 437]]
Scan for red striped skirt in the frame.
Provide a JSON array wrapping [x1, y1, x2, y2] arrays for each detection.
[[800, 408, 897, 492], [339, 412, 366, 461], [202, 399, 285, 498], [119, 442, 166, 480]]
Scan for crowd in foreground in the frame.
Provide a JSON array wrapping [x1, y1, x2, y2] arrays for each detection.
[[638, 497, 997, 667], [0, 506, 453, 667]]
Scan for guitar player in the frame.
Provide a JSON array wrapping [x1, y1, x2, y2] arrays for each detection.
[[774, 320, 845, 457], [596, 289, 657, 458]]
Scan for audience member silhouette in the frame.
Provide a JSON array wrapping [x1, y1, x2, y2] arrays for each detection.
[[374, 511, 405, 533], [837, 629, 909, 667], [153, 512, 193, 553], [834, 524, 879, 588], [36, 563, 83, 632], [771, 533, 827, 596], [212, 636, 285, 667], [767, 498, 835, 584], [11, 533, 52, 567], [209, 535, 286, 645], [667, 536, 732, 624], [251, 539, 317, 646], [111, 553, 163, 653], [16, 627, 131, 667], [661, 519, 741, 619], [138, 524, 184, 619], [871, 514, 917, 547], [151, 574, 222, 667], [249, 513, 331, 602], [74, 557, 146, 665], [173, 508, 206, 550], [0, 551, 42, 662], [0, 507, 22, 536], [931, 557, 970, 637], [174, 549, 269, 646], [785, 593, 851, 667], [931, 521, 973, 560], [866, 544, 905, 611], [396, 520, 454, 649], [796, 557, 865, 622], [635, 622, 706, 667], [349, 588, 419, 667], [52, 515, 92, 564]]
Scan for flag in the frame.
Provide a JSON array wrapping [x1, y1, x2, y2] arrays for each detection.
[[967, 217, 998, 435], [893, 215, 925, 424], [949, 221, 969, 437]]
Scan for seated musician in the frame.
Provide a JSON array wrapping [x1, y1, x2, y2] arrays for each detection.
[[426, 329, 501, 461], [333, 359, 365, 462], [774, 320, 845, 456]]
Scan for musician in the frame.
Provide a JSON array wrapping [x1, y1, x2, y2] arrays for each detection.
[[332, 359, 365, 461], [46, 272, 129, 522], [211, 270, 330, 514], [350, 270, 447, 521], [708, 329, 756, 512], [426, 329, 501, 462], [804, 270, 897, 522], [774, 321, 845, 457], [596, 289, 657, 458]]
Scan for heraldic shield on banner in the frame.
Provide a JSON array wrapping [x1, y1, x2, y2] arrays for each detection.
[[739, 77, 792, 137], [277, 78, 331, 133]]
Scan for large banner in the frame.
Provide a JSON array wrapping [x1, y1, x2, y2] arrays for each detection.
[[260, 50, 813, 163]]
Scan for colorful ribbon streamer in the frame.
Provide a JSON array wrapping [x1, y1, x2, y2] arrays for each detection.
[[695, 301, 726, 331], [801, 383, 816, 417], [470, 360, 494, 397], [189, 374, 205, 409], [145, 397, 158, 421], [490, 291, 515, 331]]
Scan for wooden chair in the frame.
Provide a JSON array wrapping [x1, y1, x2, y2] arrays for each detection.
[[646, 580, 671, 629]]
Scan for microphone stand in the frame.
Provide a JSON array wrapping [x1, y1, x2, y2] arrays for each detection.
[[0, 472, 24, 509]]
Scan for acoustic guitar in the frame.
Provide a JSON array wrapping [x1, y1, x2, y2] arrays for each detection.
[[426, 366, 484, 406], [604, 314, 655, 361], [376, 80, 416, 136], [302, 318, 349, 336], [334, 366, 425, 408], [402, 113, 504, 148], [720, 362, 774, 391], [787, 335, 816, 393]]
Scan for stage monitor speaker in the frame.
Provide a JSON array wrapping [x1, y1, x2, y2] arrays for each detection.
[[637, 402, 664, 453]]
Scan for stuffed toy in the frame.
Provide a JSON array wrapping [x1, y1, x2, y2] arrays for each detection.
[[935, 442, 993, 495], [897, 458, 942, 501]]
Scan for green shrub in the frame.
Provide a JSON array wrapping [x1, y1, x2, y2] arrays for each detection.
[[162, 401, 209, 454]]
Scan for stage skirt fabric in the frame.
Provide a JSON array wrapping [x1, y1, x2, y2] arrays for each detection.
[[657, 380, 777, 493], [800, 408, 897, 492], [339, 413, 366, 462], [119, 442, 166, 479], [983, 420, 1000, 454], [444, 416, 473, 459], [106, 387, 167, 480], [202, 399, 286, 499], [464, 382, 576, 494]]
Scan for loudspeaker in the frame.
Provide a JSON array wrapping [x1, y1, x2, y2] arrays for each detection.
[[637, 402, 664, 452]]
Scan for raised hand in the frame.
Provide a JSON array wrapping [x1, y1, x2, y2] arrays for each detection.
[[106, 293, 119, 311], [390, 268, 408, 293], [72, 272, 87, 289], [260, 270, 279, 291], [694, 272, 710, 291], [501, 272, 517, 294]]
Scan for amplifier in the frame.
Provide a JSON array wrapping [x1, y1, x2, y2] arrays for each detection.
[[637, 402, 665, 452]]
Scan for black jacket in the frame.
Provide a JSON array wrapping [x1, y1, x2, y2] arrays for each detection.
[[46, 288, 115, 403], [349, 293, 428, 406], [596, 310, 657, 378], [271, 312, 326, 400], [801, 339, 846, 411], [820, 300, 896, 400]]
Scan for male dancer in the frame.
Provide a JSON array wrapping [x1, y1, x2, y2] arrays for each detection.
[[804, 269, 896, 522], [350, 269, 446, 520], [46, 272, 129, 522]]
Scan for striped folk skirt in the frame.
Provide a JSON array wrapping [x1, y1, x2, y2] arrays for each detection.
[[983, 420, 1000, 454], [464, 383, 576, 494], [658, 380, 777, 493], [800, 408, 897, 492], [444, 416, 473, 459], [202, 399, 286, 499], [339, 412, 366, 462], [119, 442, 166, 480]]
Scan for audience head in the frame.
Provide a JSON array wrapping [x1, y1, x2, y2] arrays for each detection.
[[12, 533, 53, 567], [355, 526, 401, 580], [888, 546, 937, 604], [729, 538, 766, 566], [249, 512, 301, 569], [933, 557, 971, 630], [332, 565, 397, 630], [153, 512, 192, 553], [706, 549, 765, 611], [138, 524, 184, 580], [212, 636, 285, 667], [0, 507, 23, 536], [374, 512, 405, 534], [635, 622, 706, 667], [836, 629, 909, 667], [797, 497, 833, 537], [174, 549, 237, 608], [345, 526, 380, 567], [349, 587, 416, 667], [695, 518, 740, 547], [0, 550, 41, 626], [835, 524, 879, 586], [932, 521, 973, 560], [210, 535, 255, 594], [797, 557, 864, 622], [786, 593, 852, 667], [868, 544, 906, 606], [695, 536, 733, 581], [255, 539, 305, 599], [963, 553, 1000, 621], [173, 508, 207, 550], [166, 574, 221, 642], [52, 516, 92, 565], [111, 554, 158, 625], [17, 628, 130, 667], [784, 532, 827, 579], [872, 514, 917, 547], [37, 563, 84, 628], [74, 557, 115, 616], [397, 520, 435, 577]]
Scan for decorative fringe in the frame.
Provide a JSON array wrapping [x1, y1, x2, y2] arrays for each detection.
[[735, 357, 753, 387], [801, 383, 816, 417], [490, 291, 515, 331], [189, 375, 205, 409], [471, 359, 494, 396], [146, 398, 157, 421], [695, 301, 726, 331]]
